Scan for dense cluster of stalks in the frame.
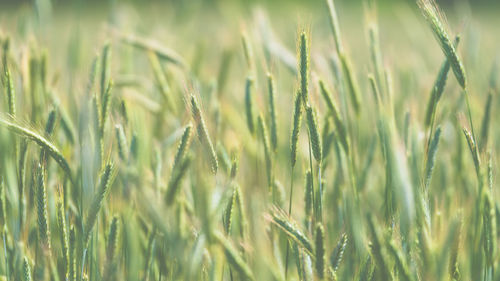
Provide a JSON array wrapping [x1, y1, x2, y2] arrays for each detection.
[[0, 0, 498, 280]]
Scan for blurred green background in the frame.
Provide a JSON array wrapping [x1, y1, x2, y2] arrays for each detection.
[[0, 0, 497, 109], [1, 0, 500, 7], [0, 0, 499, 4]]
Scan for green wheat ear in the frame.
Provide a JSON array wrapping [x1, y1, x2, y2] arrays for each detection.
[[44, 109, 57, 136], [55, 99, 76, 144], [234, 183, 248, 239], [367, 214, 392, 280], [36, 164, 51, 252], [267, 73, 278, 152], [359, 256, 375, 281], [56, 201, 68, 273], [4, 67, 15, 116], [230, 153, 239, 179], [424, 35, 460, 129], [387, 240, 413, 281], [306, 105, 322, 163], [462, 127, 480, 177], [119, 99, 129, 125], [115, 124, 129, 161], [319, 80, 348, 154], [173, 124, 193, 168], [299, 31, 310, 104], [217, 143, 232, 175], [40, 109, 57, 162], [103, 216, 120, 280], [68, 225, 76, 281], [339, 53, 361, 115], [329, 233, 347, 272], [100, 43, 112, 98], [166, 155, 192, 205], [483, 191, 496, 268], [86, 54, 100, 97], [241, 32, 254, 71], [1, 37, 9, 71], [100, 80, 113, 137], [190, 94, 218, 174], [121, 33, 187, 68], [321, 119, 334, 165], [107, 219, 120, 256], [23, 257, 32, 281], [84, 163, 115, 246], [417, 0, 467, 89], [148, 50, 175, 111], [326, 0, 343, 54], [0, 117, 73, 183], [268, 207, 314, 257], [424, 126, 441, 192], [257, 113, 273, 188], [224, 185, 237, 234], [244, 76, 256, 135], [290, 90, 303, 168], [449, 214, 462, 281], [143, 230, 156, 281], [314, 223, 326, 279], [214, 230, 255, 280], [479, 92, 493, 151]]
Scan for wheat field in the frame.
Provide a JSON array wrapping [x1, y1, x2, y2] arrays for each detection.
[[0, 0, 499, 280]]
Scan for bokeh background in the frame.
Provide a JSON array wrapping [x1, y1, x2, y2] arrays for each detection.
[[0, 0, 499, 280], [0, 0, 498, 111], [0, 0, 500, 5]]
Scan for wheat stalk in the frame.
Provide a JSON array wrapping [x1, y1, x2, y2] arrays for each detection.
[[417, 0, 467, 89], [268, 207, 314, 257], [213, 230, 255, 280], [0, 116, 73, 182]]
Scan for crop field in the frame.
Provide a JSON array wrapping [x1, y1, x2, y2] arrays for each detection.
[[0, 0, 499, 280]]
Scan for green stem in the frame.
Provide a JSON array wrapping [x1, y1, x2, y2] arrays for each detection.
[[3, 231, 8, 281], [287, 166, 295, 215], [426, 105, 437, 156], [284, 166, 295, 279], [317, 163, 323, 222], [465, 91, 477, 152], [81, 248, 87, 281], [307, 131, 315, 228], [347, 151, 358, 201]]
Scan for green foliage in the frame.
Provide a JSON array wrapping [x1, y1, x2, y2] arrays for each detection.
[[0, 0, 498, 280]]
